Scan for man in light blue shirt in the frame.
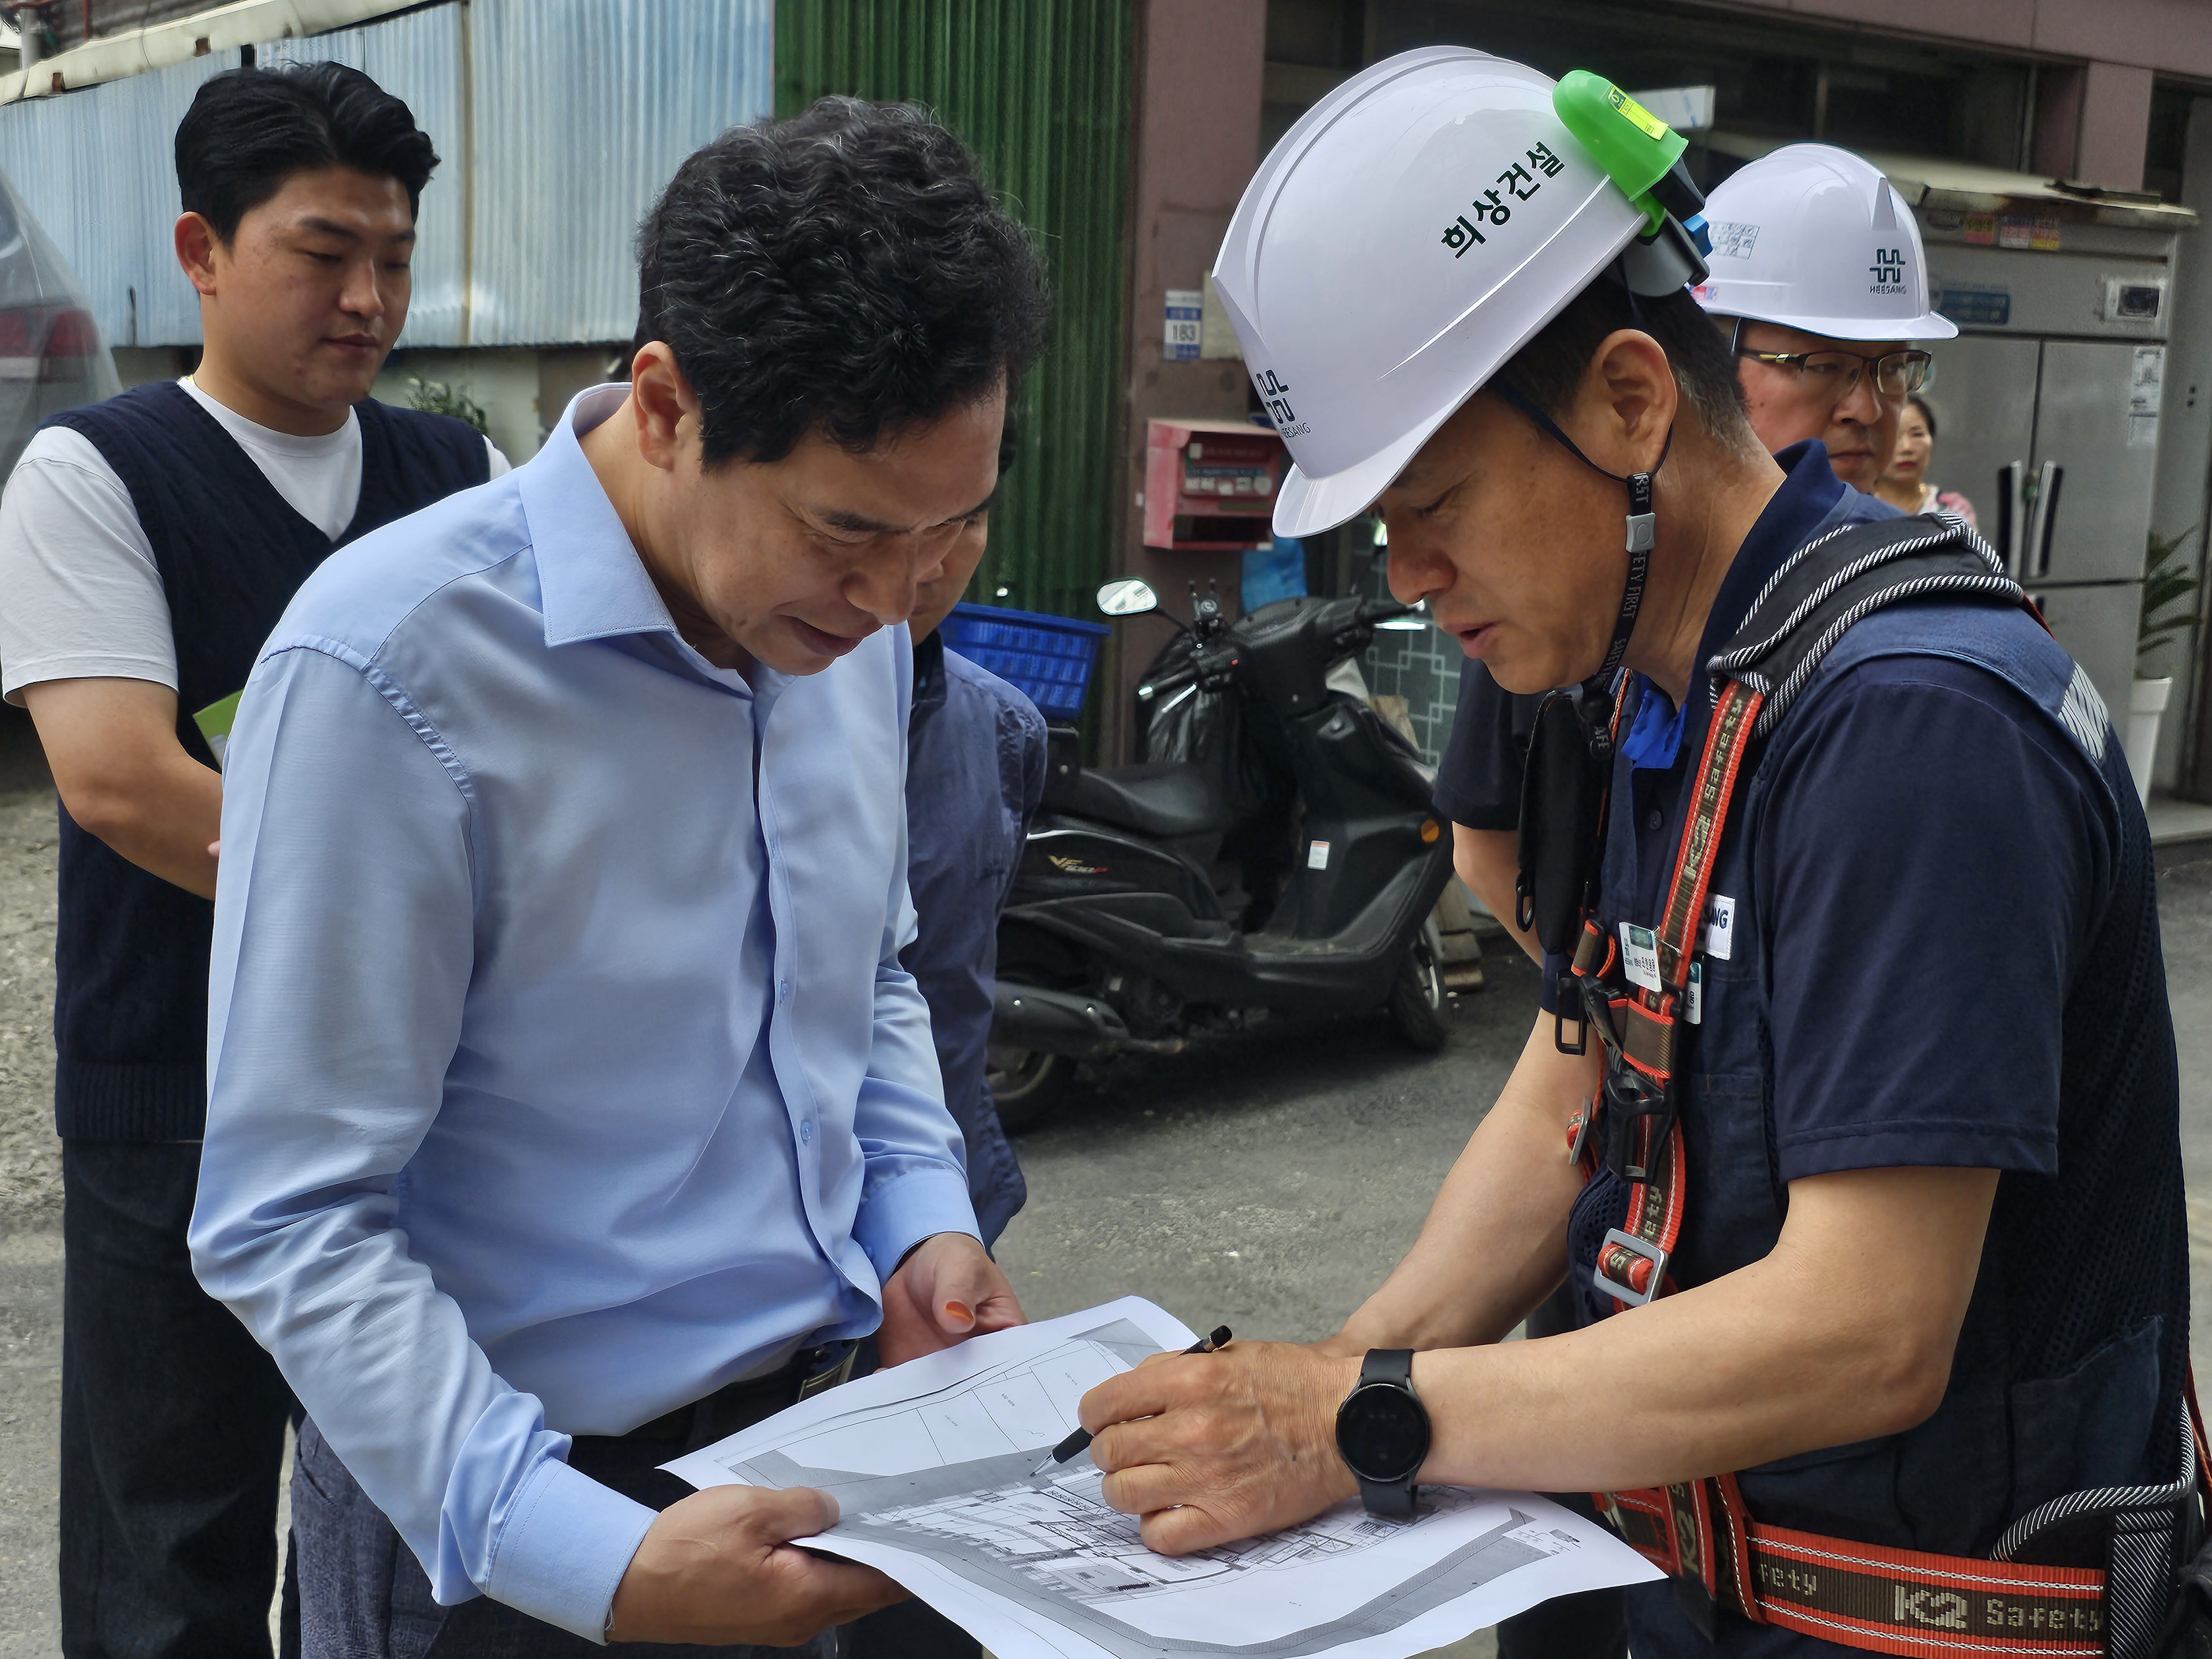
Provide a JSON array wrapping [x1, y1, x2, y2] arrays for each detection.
[[190, 100, 1052, 1655]]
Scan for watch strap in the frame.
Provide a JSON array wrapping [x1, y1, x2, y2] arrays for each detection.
[[1349, 1348, 1422, 1519], [1358, 1471, 1417, 1517], [1360, 1348, 1415, 1390]]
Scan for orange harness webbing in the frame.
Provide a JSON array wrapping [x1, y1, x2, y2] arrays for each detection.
[[1563, 676, 2189, 1656]]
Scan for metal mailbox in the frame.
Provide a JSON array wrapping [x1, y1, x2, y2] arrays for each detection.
[[1142, 417, 1286, 551]]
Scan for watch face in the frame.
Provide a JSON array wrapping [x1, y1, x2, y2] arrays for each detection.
[[1337, 1383, 1430, 1483]]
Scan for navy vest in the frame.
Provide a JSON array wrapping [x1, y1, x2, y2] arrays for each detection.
[[1567, 598, 2185, 1658], [43, 382, 489, 1140]]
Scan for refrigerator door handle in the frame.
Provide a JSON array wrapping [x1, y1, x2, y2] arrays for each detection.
[[2031, 460, 2063, 580], [1995, 461, 2023, 578]]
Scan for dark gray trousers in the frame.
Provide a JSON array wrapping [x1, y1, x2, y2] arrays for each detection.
[[60, 1140, 298, 1659]]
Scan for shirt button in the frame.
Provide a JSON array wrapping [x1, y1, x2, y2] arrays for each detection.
[[1645, 808, 1664, 831], [800, 1120, 812, 1144], [778, 979, 790, 1003]]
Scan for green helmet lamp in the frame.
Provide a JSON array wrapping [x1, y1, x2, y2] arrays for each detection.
[[1553, 71, 1712, 296]]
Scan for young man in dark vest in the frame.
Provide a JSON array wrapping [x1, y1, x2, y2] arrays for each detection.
[[0, 64, 499, 1657]]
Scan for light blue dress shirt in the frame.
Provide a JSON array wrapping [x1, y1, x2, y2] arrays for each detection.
[[189, 386, 979, 1642]]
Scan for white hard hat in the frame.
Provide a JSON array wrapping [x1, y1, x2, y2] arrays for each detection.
[[1692, 144, 1957, 342], [1211, 48, 1651, 539]]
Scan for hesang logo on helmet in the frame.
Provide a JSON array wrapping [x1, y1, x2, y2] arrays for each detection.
[[1439, 140, 1567, 258], [1253, 368, 1310, 440], [1869, 245, 1908, 296]]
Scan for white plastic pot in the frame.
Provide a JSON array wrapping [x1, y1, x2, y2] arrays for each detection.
[[2125, 675, 2173, 805]]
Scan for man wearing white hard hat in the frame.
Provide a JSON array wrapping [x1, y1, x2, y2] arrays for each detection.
[[1079, 47, 2189, 1659], [1439, 142, 1954, 979], [1695, 143, 1958, 491]]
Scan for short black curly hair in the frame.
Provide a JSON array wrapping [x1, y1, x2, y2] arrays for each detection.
[[176, 62, 439, 244], [634, 97, 1051, 468]]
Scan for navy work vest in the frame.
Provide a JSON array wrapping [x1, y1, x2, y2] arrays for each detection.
[[1566, 596, 2186, 1657], [43, 382, 489, 1140]]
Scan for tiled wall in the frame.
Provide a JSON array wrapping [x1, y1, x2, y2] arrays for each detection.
[[1354, 555, 1460, 764]]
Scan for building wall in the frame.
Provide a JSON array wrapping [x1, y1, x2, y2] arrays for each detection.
[[1656, 0, 2212, 190], [775, 0, 1135, 688], [1697, 0, 2212, 82], [1105, 0, 1269, 760], [0, 0, 774, 353]]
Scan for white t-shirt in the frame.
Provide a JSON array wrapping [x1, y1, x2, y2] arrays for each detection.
[[0, 377, 510, 702]]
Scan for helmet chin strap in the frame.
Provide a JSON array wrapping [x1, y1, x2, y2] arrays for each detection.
[[1486, 379, 1673, 758]]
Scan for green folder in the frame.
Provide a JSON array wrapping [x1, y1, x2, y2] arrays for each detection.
[[194, 690, 242, 764]]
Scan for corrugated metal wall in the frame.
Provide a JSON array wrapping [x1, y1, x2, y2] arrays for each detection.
[[0, 0, 773, 350], [775, 0, 1131, 626], [0, 49, 236, 346], [469, 0, 772, 343]]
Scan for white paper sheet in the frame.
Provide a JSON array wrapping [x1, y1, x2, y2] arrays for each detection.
[[663, 1298, 1660, 1659]]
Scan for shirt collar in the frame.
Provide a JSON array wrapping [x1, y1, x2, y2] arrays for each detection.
[[1622, 440, 1848, 769], [519, 384, 685, 650]]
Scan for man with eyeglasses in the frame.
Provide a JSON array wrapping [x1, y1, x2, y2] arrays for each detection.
[[1695, 144, 1955, 492]]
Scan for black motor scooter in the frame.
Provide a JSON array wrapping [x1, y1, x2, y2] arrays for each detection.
[[987, 578, 1455, 1125]]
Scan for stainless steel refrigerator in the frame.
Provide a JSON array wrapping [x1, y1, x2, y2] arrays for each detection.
[[1921, 217, 2180, 722]]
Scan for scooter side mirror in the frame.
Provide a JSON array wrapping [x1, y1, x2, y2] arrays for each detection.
[[1097, 578, 1159, 617]]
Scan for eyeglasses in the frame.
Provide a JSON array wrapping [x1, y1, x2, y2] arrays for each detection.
[[1735, 346, 1933, 401]]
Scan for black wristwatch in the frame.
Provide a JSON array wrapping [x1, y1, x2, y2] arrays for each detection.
[[1334, 1349, 1431, 1517]]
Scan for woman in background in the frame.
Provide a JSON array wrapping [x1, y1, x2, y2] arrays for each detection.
[[1876, 393, 1978, 525]]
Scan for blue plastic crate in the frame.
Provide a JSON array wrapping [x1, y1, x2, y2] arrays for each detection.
[[940, 602, 1112, 723]]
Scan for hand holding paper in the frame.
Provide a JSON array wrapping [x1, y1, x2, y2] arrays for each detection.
[[606, 1484, 905, 1646]]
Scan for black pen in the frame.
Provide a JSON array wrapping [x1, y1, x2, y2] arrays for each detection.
[[1031, 1325, 1232, 1476]]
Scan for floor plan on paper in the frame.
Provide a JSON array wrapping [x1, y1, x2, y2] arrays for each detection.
[[664, 1300, 1657, 1659]]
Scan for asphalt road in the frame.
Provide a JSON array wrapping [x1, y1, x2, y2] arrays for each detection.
[[0, 704, 2205, 1656]]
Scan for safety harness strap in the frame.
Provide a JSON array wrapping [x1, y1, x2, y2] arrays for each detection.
[[1582, 677, 1762, 1307], [1605, 1477, 2112, 1656], [1655, 678, 1763, 988]]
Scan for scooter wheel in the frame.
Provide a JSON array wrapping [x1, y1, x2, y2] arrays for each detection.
[[1388, 936, 1449, 1052], [987, 1046, 1070, 1133]]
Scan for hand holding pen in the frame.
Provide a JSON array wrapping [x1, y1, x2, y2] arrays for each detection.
[[1032, 1325, 1232, 1475]]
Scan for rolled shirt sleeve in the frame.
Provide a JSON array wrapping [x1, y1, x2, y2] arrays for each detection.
[[189, 642, 653, 1641]]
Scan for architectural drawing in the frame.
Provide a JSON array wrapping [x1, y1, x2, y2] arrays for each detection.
[[665, 1298, 1656, 1659]]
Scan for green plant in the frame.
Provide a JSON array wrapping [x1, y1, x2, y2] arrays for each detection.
[[2138, 524, 2201, 673], [404, 375, 491, 439]]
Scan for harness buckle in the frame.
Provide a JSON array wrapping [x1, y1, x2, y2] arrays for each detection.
[[1595, 1227, 1667, 1307], [1567, 1102, 1595, 1166], [1578, 975, 1624, 1052], [1601, 1057, 1676, 1183]]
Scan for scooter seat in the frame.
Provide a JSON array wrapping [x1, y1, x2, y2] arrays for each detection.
[[1056, 762, 1227, 840]]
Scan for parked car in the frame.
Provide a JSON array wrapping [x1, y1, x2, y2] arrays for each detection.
[[0, 164, 119, 479]]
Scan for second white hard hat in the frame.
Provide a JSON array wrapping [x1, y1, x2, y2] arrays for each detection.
[[1210, 48, 1651, 539], [1692, 144, 1957, 342]]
